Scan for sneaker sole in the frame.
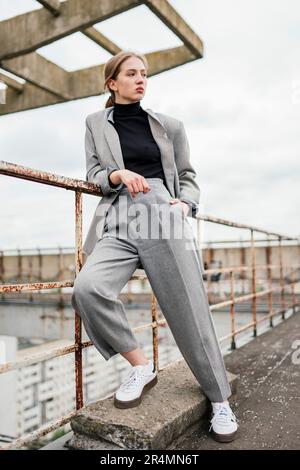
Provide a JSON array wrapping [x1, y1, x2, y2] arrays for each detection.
[[114, 374, 158, 409], [211, 429, 238, 443]]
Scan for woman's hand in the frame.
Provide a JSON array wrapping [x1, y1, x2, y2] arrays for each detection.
[[109, 169, 151, 197], [169, 198, 189, 217]]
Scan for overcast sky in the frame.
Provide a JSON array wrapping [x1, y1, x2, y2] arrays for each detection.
[[0, 0, 300, 252]]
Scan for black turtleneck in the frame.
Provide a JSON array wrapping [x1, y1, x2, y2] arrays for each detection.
[[108, 100, 166, 188]]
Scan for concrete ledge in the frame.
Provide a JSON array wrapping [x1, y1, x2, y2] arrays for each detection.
[[67, 359, 238, 450]]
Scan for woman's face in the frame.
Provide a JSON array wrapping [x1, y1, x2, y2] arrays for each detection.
[[108, 56, 147, 104]]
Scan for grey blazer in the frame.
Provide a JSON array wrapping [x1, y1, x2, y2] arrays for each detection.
[[82, 106, 200, 256]]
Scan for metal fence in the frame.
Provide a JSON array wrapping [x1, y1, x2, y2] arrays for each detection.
[[0, 160, 299, 450]]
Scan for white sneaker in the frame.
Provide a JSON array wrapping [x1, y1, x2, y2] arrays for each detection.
[[114, 359, 158, 409], [209, 400, 238, 442]]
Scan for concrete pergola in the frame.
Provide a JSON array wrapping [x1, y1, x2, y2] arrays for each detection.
[[0, 0, 203, 115]]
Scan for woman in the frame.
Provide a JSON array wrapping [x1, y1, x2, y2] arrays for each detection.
[[71, 51, 238, 443]]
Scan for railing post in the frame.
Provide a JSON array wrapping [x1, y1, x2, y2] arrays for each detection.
[[0, 250, 4, 301], [197, 215, 206, 283], [37, 247, 42, 302], [127, 278, 133, 303], [278, 236, 285, 320], [207, 242, 213, 302], [58, 245, 64, 307], [229, 269, 236, 350], [250, 229, 257, 337], [74, 191, 83, 410], [151, 294, 159, 372], [17, 247, 23, 282], [266, 237, 273, 327], [28, 254, 33, 303], [291, 272, 296, 314], [240, 241, 246, 295]]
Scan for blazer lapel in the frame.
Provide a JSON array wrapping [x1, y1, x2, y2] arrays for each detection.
[[145, 109, 175, 197], [103, 108, 125, 169], [103, 106, 175, 197]]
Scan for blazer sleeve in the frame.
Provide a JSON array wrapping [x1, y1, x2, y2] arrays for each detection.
[[85, 116, 124, 196], [173, 120, 200, 218]]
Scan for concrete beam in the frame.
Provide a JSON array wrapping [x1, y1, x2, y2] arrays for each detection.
[[68, 45, 195, 99], [81, 27, 122, 55], [145, 0, 203, 58], [144, 44, 199, 76], [0, 72, 23, 93], [0, 0, 140, 60], [0, 45, 196, 114], [0, 0, 204, 114], [36, 0, 61, 17], [2, 82, 64, 114], [0, 30, 125, 104], [1, 52, 71, 99]]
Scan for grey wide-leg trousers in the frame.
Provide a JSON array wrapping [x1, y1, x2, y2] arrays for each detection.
[[71, 178, 232, 402]]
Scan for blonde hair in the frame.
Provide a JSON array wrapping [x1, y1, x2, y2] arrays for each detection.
[[103, 50, 148, 108]]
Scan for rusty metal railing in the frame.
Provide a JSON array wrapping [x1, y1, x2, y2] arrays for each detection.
[[0, 160, 299, 450]]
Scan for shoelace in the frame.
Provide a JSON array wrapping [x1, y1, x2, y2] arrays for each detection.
[[209, 404, 237, 432], [118, 367, 149, 392]]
